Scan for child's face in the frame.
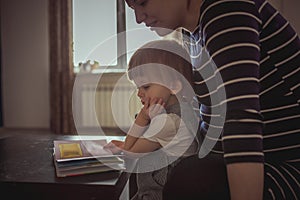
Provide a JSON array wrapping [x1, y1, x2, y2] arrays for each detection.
[[134, 76, 172, 105]]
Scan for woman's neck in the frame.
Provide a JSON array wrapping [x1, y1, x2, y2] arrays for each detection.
[[183, 0, 203, 32]]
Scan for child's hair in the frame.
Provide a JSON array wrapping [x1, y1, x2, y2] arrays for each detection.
[[127, 40, 194, 101]]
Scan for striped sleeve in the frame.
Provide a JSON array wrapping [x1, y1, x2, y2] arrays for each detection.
[[199, 0, 264, 164]]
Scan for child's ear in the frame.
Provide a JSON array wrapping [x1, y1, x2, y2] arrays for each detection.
[[170, 80, 182, 95]]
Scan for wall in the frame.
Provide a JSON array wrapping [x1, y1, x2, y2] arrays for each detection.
[[1, 0, 50, 128], [281, 0, 300, 35], [269, 0, 300, 34]]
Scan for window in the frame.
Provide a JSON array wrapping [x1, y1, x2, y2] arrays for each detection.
[[72, 0, 160, 71]]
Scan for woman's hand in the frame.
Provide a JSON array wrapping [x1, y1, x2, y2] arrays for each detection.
[[227, 163, 264, 200], [103, 140, 124, 154]]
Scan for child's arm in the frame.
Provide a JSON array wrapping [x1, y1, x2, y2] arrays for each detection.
[[124, 136, 161, 153], [124, 97, 165, 153], [105, 133, 161, 154], [123, 109, 150, 151], [104, 140, 125, 154], [105, 98, 165, 154]]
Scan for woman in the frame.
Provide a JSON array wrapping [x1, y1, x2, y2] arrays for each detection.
[[125, 0, 300, 199]]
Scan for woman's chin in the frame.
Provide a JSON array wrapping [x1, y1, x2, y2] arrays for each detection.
[[150, 27, 174, 37]]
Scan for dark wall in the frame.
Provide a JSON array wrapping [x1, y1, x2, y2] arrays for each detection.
[[0, 11, 3, 127]]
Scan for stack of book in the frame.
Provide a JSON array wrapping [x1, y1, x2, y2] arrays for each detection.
[[53, 139, 125, 177]]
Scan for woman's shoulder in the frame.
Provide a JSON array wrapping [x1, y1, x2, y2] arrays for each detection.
[[200, 0, 259, 19]]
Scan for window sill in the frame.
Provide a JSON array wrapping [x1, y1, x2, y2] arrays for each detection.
[[74, 68, 126, 74]]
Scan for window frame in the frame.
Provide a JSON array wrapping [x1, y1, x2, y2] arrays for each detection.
[[72, 0, 127, 72]]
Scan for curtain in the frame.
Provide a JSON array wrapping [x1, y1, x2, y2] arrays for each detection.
[[49, 0, 76, 134], [0, 26, 2, 127]]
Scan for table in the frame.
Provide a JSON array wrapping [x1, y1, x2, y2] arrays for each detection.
[[0, 134, 130, 200]]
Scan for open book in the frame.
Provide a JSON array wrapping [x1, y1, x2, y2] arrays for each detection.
[[53, 139, 125, 177]]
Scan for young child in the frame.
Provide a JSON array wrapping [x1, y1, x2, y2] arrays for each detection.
[[105, 39, 200, 200]]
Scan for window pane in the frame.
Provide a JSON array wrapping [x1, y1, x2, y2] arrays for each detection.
[[126, 6, 160, 63], [73, 0, 117, 67]]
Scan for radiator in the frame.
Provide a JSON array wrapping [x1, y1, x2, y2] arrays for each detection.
[[79, 78, 142, 129]]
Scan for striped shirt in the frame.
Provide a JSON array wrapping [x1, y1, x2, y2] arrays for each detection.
[[183, 0, 300, 198]]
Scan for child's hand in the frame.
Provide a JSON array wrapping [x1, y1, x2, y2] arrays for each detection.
[[148, 97, 166, 119], [138, 97, 166, 123], [103, 140, 124, 154]]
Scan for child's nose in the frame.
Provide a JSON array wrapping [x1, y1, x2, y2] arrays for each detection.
[[137, 89, 144, 98]]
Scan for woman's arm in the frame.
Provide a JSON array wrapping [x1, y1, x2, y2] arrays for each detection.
[[227, 162, 264, 200], [199, 1, 265, 198]]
